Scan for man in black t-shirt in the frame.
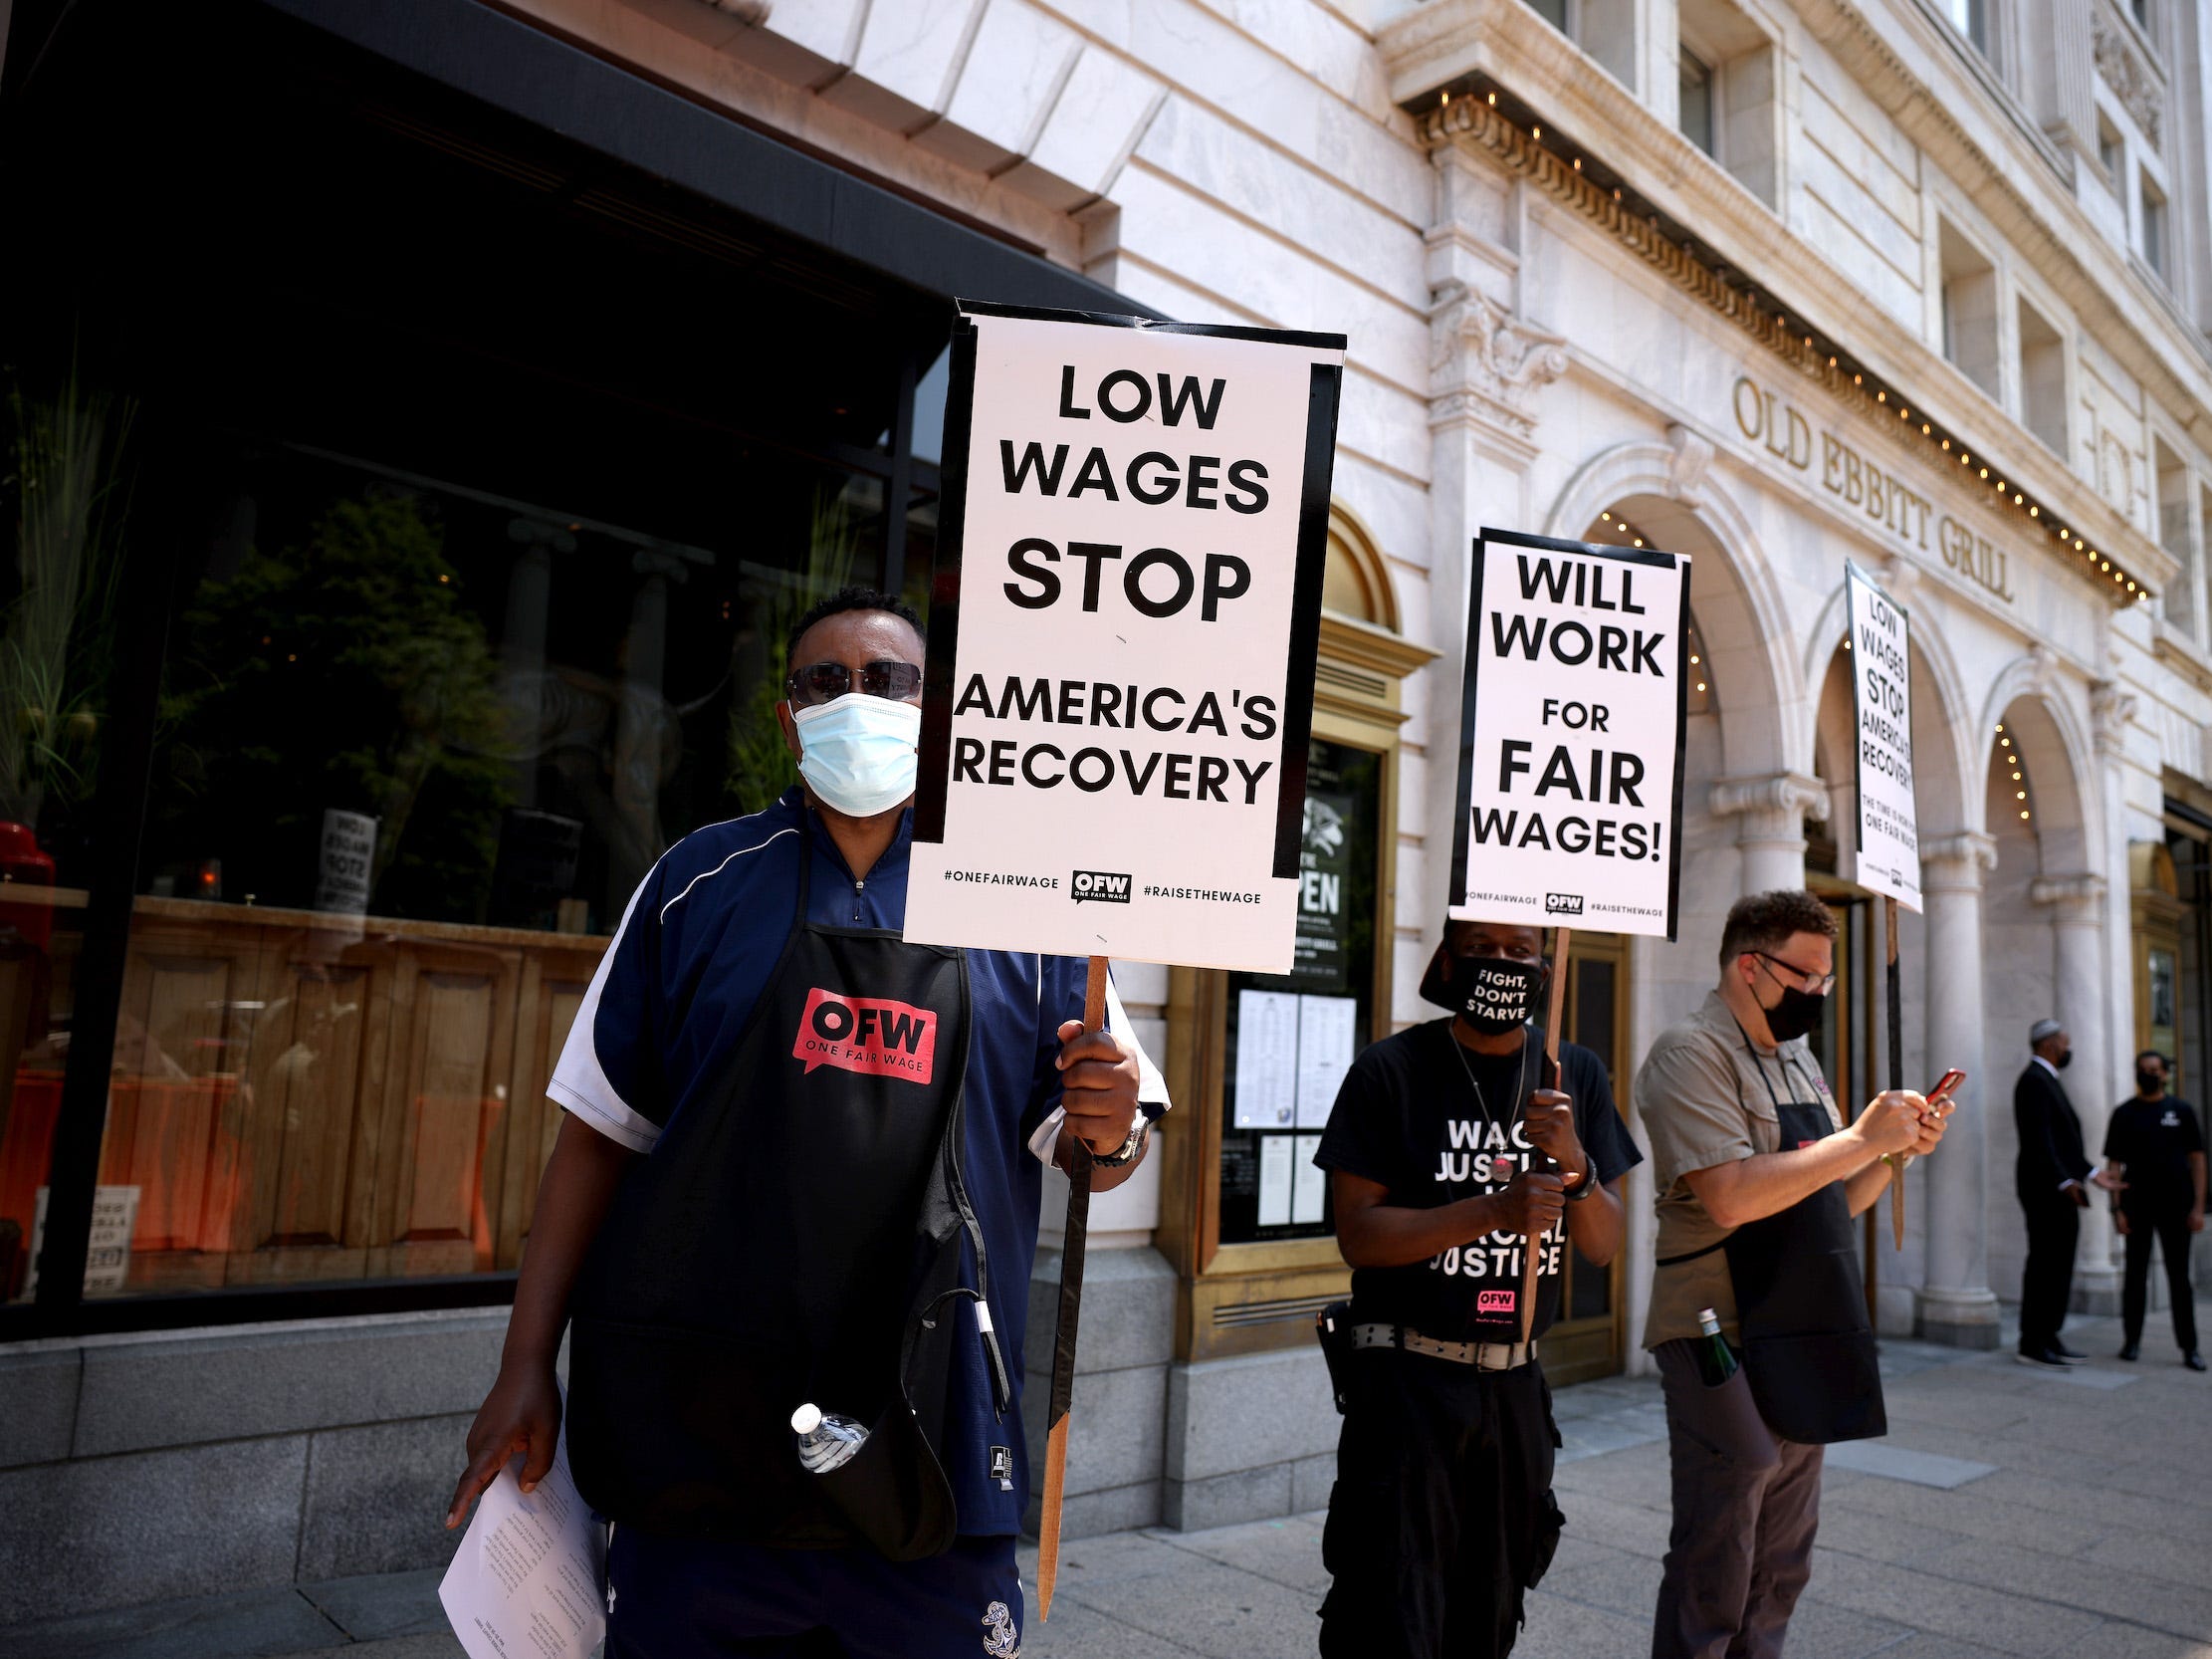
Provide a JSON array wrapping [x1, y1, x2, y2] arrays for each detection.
[[2103, 1050, 2206, 1369], [1313, 918, 1642, 1659]]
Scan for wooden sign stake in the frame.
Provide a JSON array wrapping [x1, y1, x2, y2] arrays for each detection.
[[1519, 926, 1573, 1345], [1885, 897, 1905, 1250], [1035, 955, 1108, 1622]]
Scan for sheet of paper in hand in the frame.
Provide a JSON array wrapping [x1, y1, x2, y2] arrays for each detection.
[[905, 301, 1346, 971], [1449, 528, 1690, 940], [1845, 563, 1920, 912], [440, 1419, 606, 1659]]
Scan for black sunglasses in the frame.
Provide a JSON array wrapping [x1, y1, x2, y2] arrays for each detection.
[[785, 659, 925, 707], [1752, 951, 1837, 997]]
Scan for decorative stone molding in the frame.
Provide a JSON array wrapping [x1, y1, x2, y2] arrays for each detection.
[[1429, 280, 1569, 441], [2030, 872, 2107, 924], [1880, 552, 1922, 608], [1922, 831, 1998, 885], [2090, 679, 2137, 757], [1710, 772, 1831, 825], [1665, 423, 1714, 507], [2025, 642, 2056, 698], [2092, 11, 2163, 151]]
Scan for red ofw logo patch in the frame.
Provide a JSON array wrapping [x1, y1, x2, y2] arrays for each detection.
[[793, 989, 938, 1083], [1477, 1289, 1517, 1315]]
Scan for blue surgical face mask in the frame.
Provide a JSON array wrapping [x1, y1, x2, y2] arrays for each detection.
[[791, 692, 921, 818]]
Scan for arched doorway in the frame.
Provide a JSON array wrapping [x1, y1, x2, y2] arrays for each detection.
[[1978, 686, 2105, 1315], [1808, 603, 1975, 1333]]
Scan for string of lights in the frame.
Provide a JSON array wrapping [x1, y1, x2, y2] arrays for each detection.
[[1587, 509, 1711, 704], [1996, 722, 2033, 827], [1421, 87, 2153, 608]]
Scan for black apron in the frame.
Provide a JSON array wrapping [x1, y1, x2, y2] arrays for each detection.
[[564, 849, 1009, 1559], [1665, 1033, 1885, 1446]]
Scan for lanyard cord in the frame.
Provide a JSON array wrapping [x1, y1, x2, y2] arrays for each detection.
[[1448, 1025, 1535, 1135], [1727, 1015, 1822, 1109]]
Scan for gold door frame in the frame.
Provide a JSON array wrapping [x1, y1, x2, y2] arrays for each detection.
[[1155, 611, 1435, 1362], [1540, 932, 1634, 1384]]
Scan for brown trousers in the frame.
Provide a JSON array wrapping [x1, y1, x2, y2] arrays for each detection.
[[1650, 1339, 1825, 1659]]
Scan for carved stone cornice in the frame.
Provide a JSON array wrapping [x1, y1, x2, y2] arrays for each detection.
[[1429, 279, 1569, 442], [2030, 872, 2107, 924], [1879, 552, 1922, 609], [1710, 771, 1831, 825], [2090, 679, 2137, 758], [2093, 10, 2163, 152], [1389, 0, 2182, 608], [1665, 422, 1714, 507]]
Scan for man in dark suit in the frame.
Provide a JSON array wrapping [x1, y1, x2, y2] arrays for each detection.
[[2014, 1019, 2122, 1367]]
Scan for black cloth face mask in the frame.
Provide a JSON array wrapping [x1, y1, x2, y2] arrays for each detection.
[[2136, 1068, 2163, 1095], [1422, 951, 1546, 1034], [1759, 984, 1827, 1045], [2053, 1050, 2073, 1069]]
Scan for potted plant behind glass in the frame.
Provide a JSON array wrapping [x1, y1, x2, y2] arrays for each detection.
[[0, 369, 132, 936]]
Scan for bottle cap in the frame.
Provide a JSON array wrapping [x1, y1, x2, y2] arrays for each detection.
[[1697, 1307, 1720, 1327], [790, 1403, 823, 1435]]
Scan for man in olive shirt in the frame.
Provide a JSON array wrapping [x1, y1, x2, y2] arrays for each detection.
[[1639, 890, 1948, 1659]]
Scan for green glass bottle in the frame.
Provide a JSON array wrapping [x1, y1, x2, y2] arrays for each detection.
[[1694, 1306, 1739, 1387]]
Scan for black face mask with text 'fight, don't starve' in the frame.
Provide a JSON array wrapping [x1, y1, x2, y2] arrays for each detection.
[[1422, 952, 1546, 1036]]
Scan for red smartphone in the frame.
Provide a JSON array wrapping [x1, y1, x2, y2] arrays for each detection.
[[1925, 1068, 1966, 1102]]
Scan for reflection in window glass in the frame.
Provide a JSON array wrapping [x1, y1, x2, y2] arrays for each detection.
[[61, 446, 891, 1297], [0, 372, 133, 1304]]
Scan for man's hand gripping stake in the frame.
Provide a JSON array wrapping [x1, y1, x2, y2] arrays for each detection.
[[1515, 927, 1576, 1344]]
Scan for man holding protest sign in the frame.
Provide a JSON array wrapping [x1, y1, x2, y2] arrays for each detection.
[[902, 300, 1347, 1614], [1306, 527, 1681, 1657], [1313, 916, 1641, 1657], [1641, 890, 1953, 1659], [444, 586, 1167, 1659]]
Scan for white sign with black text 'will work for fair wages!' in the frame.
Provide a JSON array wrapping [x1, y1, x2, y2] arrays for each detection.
[[1846, 564, 1920, 911], [1450, 529, 1689, 940], [906, 303, 1346, 971]]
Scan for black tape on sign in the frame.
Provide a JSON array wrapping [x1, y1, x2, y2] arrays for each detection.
[[1272, 359, 1342, 880], [913, 312, 979, 845]]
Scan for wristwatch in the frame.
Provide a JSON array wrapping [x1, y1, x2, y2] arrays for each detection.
[[1562, 1152, 1597, 1200], [1088, 1120, 1148, 1168]]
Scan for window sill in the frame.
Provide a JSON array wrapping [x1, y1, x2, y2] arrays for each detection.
[[2151, 618, 2212, 691]]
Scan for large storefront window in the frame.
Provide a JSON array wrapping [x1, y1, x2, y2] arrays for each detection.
[[0, 8, 985, 1311]]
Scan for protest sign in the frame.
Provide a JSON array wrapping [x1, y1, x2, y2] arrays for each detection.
[[1846, 564, 1920, 912], [906, 302, 1346, 971], [1449, 528, 1690, 940]]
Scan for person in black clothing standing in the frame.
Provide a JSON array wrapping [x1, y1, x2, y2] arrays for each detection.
[[2103, 1050, 2206, 1369], [1313, 917, 1643, 1659], [2014, 1019, 2123, 1367]]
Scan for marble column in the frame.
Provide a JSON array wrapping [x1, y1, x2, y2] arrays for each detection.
[[1419, 150, 1567, 942], [2031, 871, 2118, 1309], [1708, 771, 1829, 895], [1917, 831, 2002, 1345]]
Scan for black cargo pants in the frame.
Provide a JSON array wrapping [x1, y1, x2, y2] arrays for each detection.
[[1318, 1347, 1564, 1659]]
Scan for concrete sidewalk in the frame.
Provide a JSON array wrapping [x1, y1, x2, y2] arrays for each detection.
[[8, 1302, 2208, 1659]]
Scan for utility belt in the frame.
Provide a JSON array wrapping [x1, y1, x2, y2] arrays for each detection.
[[1316, 1300, 1537, 1416], [1353, 1322, 1535, 1371]]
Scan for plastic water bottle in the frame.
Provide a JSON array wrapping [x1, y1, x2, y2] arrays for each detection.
[[790, 1403, 866, 1473], [1693, 1307, 1739, 1387]]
